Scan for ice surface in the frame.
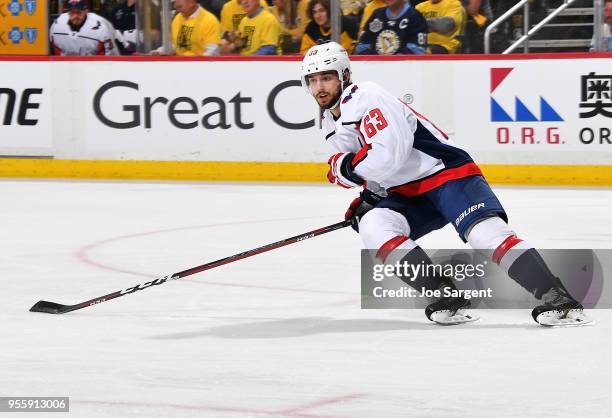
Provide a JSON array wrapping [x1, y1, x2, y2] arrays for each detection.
[[1, 180, 611, 418]]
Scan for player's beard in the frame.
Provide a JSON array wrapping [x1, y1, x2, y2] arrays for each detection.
[[69, 12, 87, 31], [317, 85, 342, 110]]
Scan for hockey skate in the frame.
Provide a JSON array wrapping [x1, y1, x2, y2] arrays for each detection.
[[425, 288, 480, 325], [532, 287, 594, 327]]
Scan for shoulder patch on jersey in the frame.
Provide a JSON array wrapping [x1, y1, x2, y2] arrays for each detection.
[[92, 21, 101, 30], [369, 18, 383, 33], [341, 84, 359, 104]]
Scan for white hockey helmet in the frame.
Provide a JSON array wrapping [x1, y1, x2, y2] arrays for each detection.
[[301, 41, 352, 95]]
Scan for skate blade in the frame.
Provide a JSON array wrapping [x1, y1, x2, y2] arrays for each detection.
[[537, 310, 595, 327], [431, 309, 480, 325]]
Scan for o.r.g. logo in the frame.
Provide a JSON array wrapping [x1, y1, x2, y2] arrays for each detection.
[[490, 67, 563, 122], [489, 67, 564, 146]]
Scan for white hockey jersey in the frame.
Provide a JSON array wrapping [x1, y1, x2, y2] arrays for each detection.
[[322, 81, 481, 196], [50, 12, 119, 56]]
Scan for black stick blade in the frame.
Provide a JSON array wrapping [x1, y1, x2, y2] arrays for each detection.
[[30, 300, 70, 314]]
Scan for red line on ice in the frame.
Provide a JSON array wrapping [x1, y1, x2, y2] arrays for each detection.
[[72, 395, 365, 417], [74, 217, 358, 296], [274, 393, 367, 415]]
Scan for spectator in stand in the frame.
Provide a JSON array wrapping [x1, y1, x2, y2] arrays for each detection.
[[416, 0, 465, 53], [220, 0, 269, 36], [271, 0, 309, 53], [109, 0, 137, 55], [220, 0, 281, 55], [591, 0, 612, 52], [461, 0, 492, 53], [170, 0, 221, 55], [300, 0, 358, 54], [50, 0, 119, 55], [356, 0, 427, 54], [359, 0, 422, 32], [341, 0, 366, 28]]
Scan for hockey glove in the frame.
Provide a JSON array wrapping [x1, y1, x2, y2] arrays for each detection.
[[327, 153, 365, 189], [345, 188, 384, 232]]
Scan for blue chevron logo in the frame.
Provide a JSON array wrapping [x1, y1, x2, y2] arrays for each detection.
[[491, 96, 564, 122]]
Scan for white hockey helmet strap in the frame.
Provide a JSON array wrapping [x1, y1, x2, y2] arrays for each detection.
[[301, 42, 352, 98]]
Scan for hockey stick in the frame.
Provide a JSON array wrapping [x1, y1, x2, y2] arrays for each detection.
[[30, 219, 352, 314]]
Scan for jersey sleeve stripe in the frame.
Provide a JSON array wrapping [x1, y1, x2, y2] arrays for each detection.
[[351, 143, 372, 167]]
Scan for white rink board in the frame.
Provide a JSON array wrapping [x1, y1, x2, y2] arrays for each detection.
[[1, 56, 610, 163], [77, 60, 422, 161], [81, 61, 322, 161], [0, 62, 53, 153]]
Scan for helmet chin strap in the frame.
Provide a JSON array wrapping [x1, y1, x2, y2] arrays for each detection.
[[330, 95, 342, 110], [330, 79, 351, 110], [333, 73, 346, 109]]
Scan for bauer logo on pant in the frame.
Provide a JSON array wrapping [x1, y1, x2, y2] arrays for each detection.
[[455, 203, 485, 226]]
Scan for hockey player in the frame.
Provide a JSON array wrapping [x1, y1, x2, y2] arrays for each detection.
[[356, 0, 428, 55], [50, 0, 119, 56], [301, 41, 592, 326]]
